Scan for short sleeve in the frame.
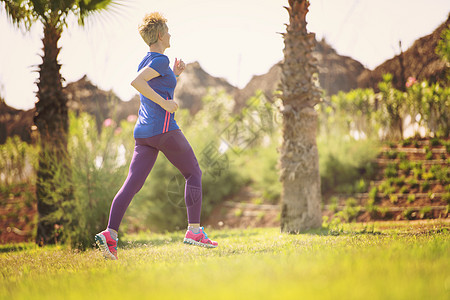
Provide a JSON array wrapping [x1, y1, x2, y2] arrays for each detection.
[[148, 56, 170, 76]]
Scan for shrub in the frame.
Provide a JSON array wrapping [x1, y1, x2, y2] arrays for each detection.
[[393, 176, 406, 187], [421, 181, 431, 192], [368, 187, 378, 202], [365, 200, 378, 218], [62, 113, 133, 248], [336, 197, 361, 222], [413, 166, 423, 180], [379, 181, 396, 197], [378, 206, 390, 218], [430, 138, 441, 147], [425, 150, 433, 160], [389, 195, 398, 204], [407, 194, 416, 203], [443, 193, 450, 205], [445, 141, 450, 154], [386, 150, 398, 159], [318, 136, 380, 196], [407, 178, 419, 189], [403, 208, 415, 220], [422, 172, 435, 181], [419, 206, 432, 219], [397, 152, 407, 160], [384, 163, 398, 178], [328, 196, 339, 213], [355, 179, 367, 193], [401, 139, 412, 147], [0, 136, 38, 186], [399, 186, 409, 194]]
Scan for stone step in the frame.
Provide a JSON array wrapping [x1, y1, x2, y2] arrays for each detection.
[[381, 147, 447, 154], [336, 192, 445, 198], [223, 201, 279, 211], [323, 205, 448, 212], [375, 159, 447, 165], [372, 180, 443, 185]]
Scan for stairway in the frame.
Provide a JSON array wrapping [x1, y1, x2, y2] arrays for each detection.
[[325, 138, 449, 222]]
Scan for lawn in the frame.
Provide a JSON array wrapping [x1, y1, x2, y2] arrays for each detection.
[[1, 220, 449, 300]]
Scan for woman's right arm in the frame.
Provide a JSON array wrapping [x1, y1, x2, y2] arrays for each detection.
[[130, 66, 178, 113]]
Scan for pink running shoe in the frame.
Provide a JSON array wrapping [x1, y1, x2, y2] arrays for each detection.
[[184, 227, 218, 248], [95, 230, 118, 260]]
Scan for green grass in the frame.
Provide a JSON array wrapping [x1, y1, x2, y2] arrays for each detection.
[[1, 221, 450, 300]]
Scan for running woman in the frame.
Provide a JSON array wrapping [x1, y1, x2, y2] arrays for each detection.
[[95, 12, 217, 260]]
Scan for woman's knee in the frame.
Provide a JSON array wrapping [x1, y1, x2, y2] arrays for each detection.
[[184, 165, 202, 182]]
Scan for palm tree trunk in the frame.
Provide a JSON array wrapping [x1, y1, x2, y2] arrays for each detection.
[[34, 22, 72, 245], [280, 0, 322, 232]]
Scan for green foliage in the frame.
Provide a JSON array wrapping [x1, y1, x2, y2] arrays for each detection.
[[385, 150, 398, 159], [406, 80, 449, 137], [398, 160, 412, 175], [0, 136, 38, 186], [63, 113, 134, 248], [425, 148, 434, 160], [421, 181, 431, 192], [378, 74, 406, 139], [443, 193, 450, 204], [419, 206, 432, 219], [354, 179, 367, 193], [368, 187, 378, 202], [392, 176, 405, 187], [335, 197, 361, 222], [401, 138, 412, 147], [406, 178, 419, 189], [389, 194, 398, 204], [318, 134, 380, 195], [436, 25, 450, 63], [378, 180, 395, 197], [1, 0, 122, 29], [430, 137, 441, 147], [403, 208, 415, 220], [384, 163, 398, 178], [399, 186, 409, 194], [397, 151, 407, 160], [321, 88, 380, 139], [407, 194, 416, 204], [328, 196, 339, 213], [318, 74, 449, 140], [430, 165, 450, 185]]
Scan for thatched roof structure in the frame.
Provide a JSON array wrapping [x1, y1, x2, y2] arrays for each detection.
[[358, 15, 449, 91], [0, 98, 34, 144], [233, 39, 368, 110]]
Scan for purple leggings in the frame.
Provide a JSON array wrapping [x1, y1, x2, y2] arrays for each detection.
[[107, 129, 202, 231]]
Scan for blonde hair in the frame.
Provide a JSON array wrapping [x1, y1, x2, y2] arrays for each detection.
[[138, 12, 168, 46]]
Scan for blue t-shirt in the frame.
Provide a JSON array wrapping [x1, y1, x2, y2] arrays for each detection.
[[133, 52, 179, 138]]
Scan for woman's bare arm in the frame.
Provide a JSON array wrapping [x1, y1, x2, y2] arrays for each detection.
[[130, 66, 178, 113]]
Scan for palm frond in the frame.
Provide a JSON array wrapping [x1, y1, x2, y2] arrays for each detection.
[[28, 0, 46, 18], [0, 0, 34, 28], [77, 0, 128, 26]]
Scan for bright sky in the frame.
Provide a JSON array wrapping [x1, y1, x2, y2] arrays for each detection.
[[0, 0, 449, 110]]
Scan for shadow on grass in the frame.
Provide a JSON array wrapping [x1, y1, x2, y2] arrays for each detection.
[[296, 226, 386, 236], [119, 238, 179, 249], [0, 243, 36, 253], [119, 230, 259, 249]]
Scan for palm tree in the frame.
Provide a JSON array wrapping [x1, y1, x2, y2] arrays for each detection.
[[279, 0, 322, 232], [1, 0, 123, 245]]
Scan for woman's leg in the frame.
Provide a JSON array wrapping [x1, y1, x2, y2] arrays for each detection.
[[107, 142, 159, 231], [158, 130, 202, 224]]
